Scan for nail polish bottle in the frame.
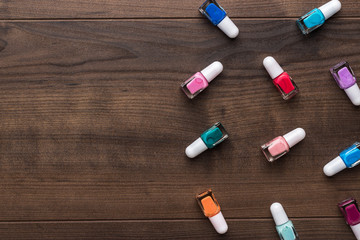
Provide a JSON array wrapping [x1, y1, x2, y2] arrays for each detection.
[[181, 61, 223, 99], [339, 198, 360, 240], [196, 189, 228, 234], [330, 61, 360, 106], [199, 0, 239, 38], [323, 142, 360, 177], [271, 203, 299, 240], [261, 128, 306, 162], [185, 122, 228, 158], [263, 56, 299, 100], [296, 0, 341, 35]]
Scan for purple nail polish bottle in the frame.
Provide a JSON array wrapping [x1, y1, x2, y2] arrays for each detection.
[[330, 61, 360, 106]]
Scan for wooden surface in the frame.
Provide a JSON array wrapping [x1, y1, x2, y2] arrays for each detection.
[[0, 0, 359, 239]]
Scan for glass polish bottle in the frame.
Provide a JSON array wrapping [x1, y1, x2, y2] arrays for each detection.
[[196, 189, 228, 234], [263, 56, 299, 100], [181, 61, 223, 99], [296, 0, 341, 35], [199, 0, 239, 38], [330, 61, 360, 106], [338, 198, 360, 240], [185, 122, 228, 158], [261, 128, 306, 162], [323, 142, 360, 176], [271, 203, 299, 240]]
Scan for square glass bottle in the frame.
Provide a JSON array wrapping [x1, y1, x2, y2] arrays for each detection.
[[338, 198, 360, 239], [296, 0, 341, 35], [339, 142, 360, 168], [199, 0, 226, 25], [200, 122, 228, 149], [261, 128, 306, 162], [273, 73, 299, 100], [262, 136, 290, 162], [330, 61, 356, 89], [196, 189, 228, 234], [263, 56, 299, 100], [296, 9, 325, 35], [185, 122, 229, 158], [276, 222, 299, 240], [271, 203, 299, 240], [196, 189, 221, 217], [181, 61, 223, 99], [198, 0, 239, 38], [329, 61, 360, 106]]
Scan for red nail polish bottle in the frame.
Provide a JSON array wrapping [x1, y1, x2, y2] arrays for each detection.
[[263, 56, 299, 100]]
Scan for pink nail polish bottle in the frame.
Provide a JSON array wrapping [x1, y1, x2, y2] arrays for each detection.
[[181, 61, 223, 99], [261, 128, 306, 162]]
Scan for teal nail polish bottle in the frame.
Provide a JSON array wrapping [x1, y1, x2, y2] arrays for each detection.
[[185, 122, 228, 158], [200, 123, 225, 148], [296, 0, 341, 35], [276, 221, 299, 240], [271, 203, 299, 240]]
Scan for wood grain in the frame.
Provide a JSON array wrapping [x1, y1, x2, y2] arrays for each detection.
[[0, 0, 358, 19], [0, 19, 358, 223], [0, 2, 359, 239], [0, 219, 354, 239]]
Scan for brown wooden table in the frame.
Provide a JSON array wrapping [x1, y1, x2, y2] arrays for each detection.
[[0, 0, 359, 239]]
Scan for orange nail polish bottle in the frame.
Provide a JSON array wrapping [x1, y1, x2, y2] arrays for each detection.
[[196, 189, 228, 234]]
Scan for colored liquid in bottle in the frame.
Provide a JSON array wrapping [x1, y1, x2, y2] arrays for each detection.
[[337, 67, 356, 89], [303, 9, 325, 29], [201, 196, 220, 217], [205, 3, 226, 25], [273, 72, 295, 94], [187, 77, 209, 94], [340, 142, 360, 168]]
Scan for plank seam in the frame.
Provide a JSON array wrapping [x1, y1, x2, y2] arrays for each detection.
[[0, 16, 359, 22], [0, 217, 344, 224]]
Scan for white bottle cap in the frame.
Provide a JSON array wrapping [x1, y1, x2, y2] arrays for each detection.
[[209, 211, 228, 234], [263, 56, 284, 79], [283, 128, 306, 148], [217, 16, 239, 38], [319, 0, 342, 20], [270, 202, 289, 226], [344, 84, 360, 106], [323, 156, 347, 176], [185, 137, 208, 158], [200, 61, 223, 83], [350, 224, 360, 240]]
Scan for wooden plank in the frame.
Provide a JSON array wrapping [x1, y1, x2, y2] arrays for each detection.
[[0, 19, 358, 222], [0, 0, 358, 19], [0, 218, 354, 239]]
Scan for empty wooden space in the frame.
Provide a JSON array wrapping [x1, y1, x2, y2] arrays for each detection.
[[0, 0, 359, 239]]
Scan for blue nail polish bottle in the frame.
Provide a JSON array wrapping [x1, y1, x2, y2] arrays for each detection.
[[200, 1, 226, 26], [340, 143, 360, 168], [296, 0, 341, 35], [323, 142, 360, 176], [297, 8, 325, 33], [199, 0, 239, 38]]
